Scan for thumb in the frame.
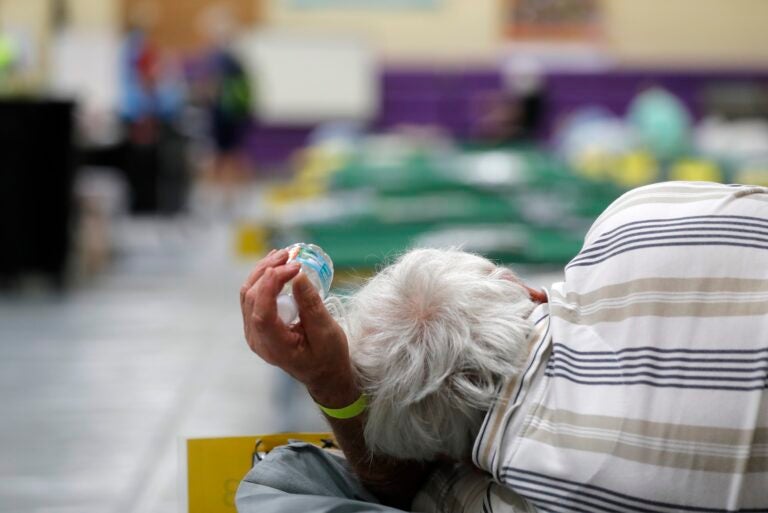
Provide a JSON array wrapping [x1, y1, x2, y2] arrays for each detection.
[[293, 273, 333, 331]]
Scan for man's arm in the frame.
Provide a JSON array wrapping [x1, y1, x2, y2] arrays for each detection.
[[240, 250, 432, 509], [306, 370, 433, 510]]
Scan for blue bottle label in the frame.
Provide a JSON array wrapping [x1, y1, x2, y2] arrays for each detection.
[[287, 244, 333, 292]]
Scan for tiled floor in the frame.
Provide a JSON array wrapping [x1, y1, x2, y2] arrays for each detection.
[[0, 212, 563, 513], [0, 217, 325, 513]]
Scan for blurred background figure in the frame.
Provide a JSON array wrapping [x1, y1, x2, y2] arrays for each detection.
[[0, 0, 767, 512], [477, 57, 547, 144], [0, 33, 19, 85], [195, 4, 253, 188], [120, 2, 188, 214]]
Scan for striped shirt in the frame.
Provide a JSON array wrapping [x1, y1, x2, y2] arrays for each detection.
[[472, 182, 768, 512]]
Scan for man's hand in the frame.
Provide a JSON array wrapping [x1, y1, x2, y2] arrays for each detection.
[[240, 249, 357, 405], [240, 249, 433, 509]]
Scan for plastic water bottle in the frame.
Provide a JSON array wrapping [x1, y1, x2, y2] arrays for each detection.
[[276, 243, 334, 325]]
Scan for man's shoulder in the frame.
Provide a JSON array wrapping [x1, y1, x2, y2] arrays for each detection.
[[608, 180, 747, 206], [584, 181, 767, 245]]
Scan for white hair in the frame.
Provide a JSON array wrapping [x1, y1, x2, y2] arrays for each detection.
[[342, 248, 535, 462]]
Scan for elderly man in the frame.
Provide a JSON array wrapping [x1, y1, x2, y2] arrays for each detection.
[[237, 181, 768, 513]]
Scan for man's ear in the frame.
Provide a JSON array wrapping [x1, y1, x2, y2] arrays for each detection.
[[497, 268, 547, 304], [525, 286, 548, 304]]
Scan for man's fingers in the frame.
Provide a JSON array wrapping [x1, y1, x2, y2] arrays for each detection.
[[248, 263, 301, 326], [246, 249, 288, 289], [293, 273, 333, 329], [240, 249, 289, 303]]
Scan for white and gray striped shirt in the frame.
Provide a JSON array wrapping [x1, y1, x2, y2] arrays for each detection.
[[473, 182, 768, 512]]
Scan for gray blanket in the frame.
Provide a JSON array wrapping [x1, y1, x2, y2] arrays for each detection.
[[236, 442, 408, 513]]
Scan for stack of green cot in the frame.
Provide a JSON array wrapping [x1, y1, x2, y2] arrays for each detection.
[[273, 145, 623, 271]]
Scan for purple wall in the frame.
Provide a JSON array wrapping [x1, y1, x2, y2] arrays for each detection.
[[543, 69, 768, 135], [245, 67, 768, 168]]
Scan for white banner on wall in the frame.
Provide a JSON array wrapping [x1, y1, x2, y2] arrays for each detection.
[[50, 29, 120, 113], [237, 31, 379, 124]]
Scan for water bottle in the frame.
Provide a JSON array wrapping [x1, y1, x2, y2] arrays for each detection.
[[276, 243, 334, 325]]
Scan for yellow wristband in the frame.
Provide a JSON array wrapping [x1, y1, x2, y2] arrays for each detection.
[[316, 393, 368, 420]]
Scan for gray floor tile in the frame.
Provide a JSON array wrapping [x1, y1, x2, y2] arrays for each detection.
[[0, 218, 321, 513]]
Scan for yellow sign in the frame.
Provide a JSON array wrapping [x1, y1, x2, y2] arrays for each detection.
[[235, 224, 269, 258], [184, 433, 335, 513]]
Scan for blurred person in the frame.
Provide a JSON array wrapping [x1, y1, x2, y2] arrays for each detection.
[[237, 181, 768, 512], [0, 30, 28, 93], [194, 4, 253, 187], [0, 33, 18, 81], [120, 4, 187, 213], [120, 5, 184, 145], [477, 58, 547, 144]]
